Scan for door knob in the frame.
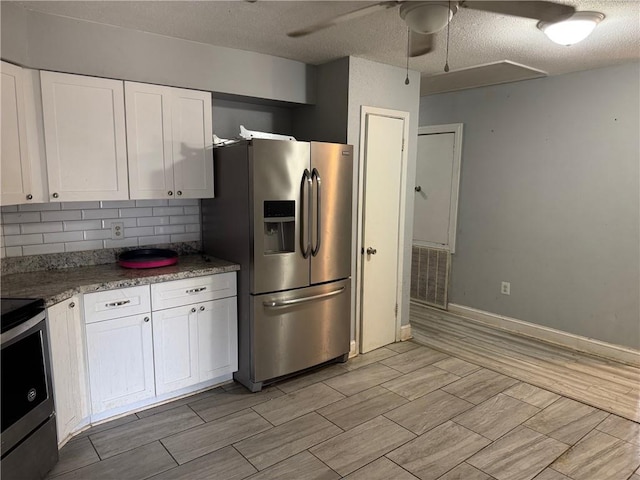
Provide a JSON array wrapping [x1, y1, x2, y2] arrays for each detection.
[[366, 247, 377, 255], [415, 186, 422, 192]]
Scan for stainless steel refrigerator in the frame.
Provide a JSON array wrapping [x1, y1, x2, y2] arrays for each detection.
[[202, 139, 353, 392]]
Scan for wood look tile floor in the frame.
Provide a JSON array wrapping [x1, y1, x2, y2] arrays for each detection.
[[48, 307, 640, 480]]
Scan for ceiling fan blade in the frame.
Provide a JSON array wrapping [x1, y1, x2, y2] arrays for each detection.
[[287, 1, 400, 38], [410, 31, 434, 57], [460, 1, 575, 22]]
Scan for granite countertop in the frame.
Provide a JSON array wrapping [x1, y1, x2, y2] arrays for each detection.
[[1, 255, 240, 307]]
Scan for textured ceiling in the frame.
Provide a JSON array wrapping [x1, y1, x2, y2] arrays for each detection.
[[15, 1, 640, 95]]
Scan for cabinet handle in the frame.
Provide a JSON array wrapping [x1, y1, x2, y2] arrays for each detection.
[[199, 306, 205, 311], [105, 300, 131, 307], [186, 287, 207, 294], [69, 302, 75, 309], [177, 191, 182, 196], [26, 194, 33, 200], [144, 317, 150, 322], [191, 308, 196, 313], [52, 192, 59, 199], [168, 191, 173, 196]]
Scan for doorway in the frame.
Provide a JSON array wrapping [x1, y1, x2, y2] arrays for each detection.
[[356, 106, 410, 353]]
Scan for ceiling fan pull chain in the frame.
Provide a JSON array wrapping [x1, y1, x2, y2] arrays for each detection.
[[444, 0, 451, 72], [405, 27, 410, 85]]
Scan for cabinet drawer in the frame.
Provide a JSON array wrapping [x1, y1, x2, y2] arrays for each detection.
[[84, 285, 151, 323], [151, 273, 237, 311]]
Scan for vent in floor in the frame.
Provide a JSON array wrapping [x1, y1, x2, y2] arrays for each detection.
[[411, 245, 450, 309]]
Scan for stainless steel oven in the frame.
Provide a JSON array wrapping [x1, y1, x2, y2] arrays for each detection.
[[1, 298, 58, 479]]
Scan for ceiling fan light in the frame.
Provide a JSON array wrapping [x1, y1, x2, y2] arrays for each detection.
[[400, 3, 454, 35], [538, 12, 604, 46]]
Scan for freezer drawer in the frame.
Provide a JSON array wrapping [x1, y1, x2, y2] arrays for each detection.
[[251, 278, 350, 383]]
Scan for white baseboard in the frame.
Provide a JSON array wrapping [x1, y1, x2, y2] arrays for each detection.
[[400, 324, 413, 342], [448, 303, 640, 367], [349, 340, 358, 358]]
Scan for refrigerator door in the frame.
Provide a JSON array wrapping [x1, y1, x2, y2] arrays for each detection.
[[310, 142, 353, 284], [251, 278, 350, 382], [251, 140, 311, 294]]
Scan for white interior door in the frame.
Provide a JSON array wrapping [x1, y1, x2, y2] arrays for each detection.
[[360, 113, 405, 353], [413, 124, 463, 252]]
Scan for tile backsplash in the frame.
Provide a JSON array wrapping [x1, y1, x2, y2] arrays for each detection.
[[0, 199, 201, 258]]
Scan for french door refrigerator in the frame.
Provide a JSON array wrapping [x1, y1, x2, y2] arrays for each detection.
[[202, 139, 353, 392]]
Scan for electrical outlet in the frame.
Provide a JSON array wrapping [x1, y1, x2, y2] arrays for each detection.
[[501, 281, 511, 295], [111, 222, 124, 240]]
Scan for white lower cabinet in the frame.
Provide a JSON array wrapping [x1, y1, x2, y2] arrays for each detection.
[[153, 297, 238, 395], [152, 305, 199, 395], [85, 313, 155, 415], [81, 273, 238, 419], [197, 298, 238, 382], [47, 296, 89, 445]]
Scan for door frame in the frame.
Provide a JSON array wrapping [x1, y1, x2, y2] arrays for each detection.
[[355, 106, 410, 354], [415, 123, 464, 253]]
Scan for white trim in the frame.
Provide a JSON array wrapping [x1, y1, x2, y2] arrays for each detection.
[[400, 324, 413, 342], [448, 303, 640, 367], [355, 106, 410, 352], [349, 340, 358, 358], [415, 123, 463, 253]]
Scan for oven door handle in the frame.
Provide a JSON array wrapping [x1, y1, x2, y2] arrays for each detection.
[[0, 310, 47, 345]]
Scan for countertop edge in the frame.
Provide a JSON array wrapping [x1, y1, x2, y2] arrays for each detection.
[[43, 264, 240, 307]]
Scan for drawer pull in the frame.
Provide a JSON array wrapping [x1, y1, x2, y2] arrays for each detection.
[[69, 302, 75, 309], [199, 306, 205, 311], [186, 287, 207, 294], [105, 300, 131, 307], [191, 308, 197, 313]]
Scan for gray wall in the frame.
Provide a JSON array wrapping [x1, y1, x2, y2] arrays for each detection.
[[347, 57, 422, 333], [1, 3, 315, 104], [419, 63, 640, 349], [292, 58, 350, 144], [212, 98, 295, 140]]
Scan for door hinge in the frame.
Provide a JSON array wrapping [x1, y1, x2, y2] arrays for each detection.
[[401, 139, 405, 152], [395, 303, 398, 317]]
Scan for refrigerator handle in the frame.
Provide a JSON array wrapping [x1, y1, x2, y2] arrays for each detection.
[[262, 287, 345, 308], [311, 168, 322, 256], [301, 169, 312, 259]]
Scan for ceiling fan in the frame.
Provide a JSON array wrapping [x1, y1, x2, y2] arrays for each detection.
[[287, 1, 576, 57]]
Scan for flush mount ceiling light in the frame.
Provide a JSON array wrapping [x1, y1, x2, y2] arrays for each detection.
[[399, 2, 457, 35], [538, 11, 605, 45]]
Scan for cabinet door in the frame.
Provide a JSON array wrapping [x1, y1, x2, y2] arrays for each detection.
[[197, 298, 238, 382], [125, 82, 175, 199], [171, 88, 214, 199], [1, 61, 32, 205], [40, 71, 129, 201], [152, 305, 199, 395], [47, 296, 89, 444], [85, 314, 154, 414]]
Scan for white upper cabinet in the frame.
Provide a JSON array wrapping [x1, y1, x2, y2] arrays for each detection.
[[40, 71, 129, 201], [1, 61, 33, 205], [125, 82, 213, 200], [171, 87, 214, 199]]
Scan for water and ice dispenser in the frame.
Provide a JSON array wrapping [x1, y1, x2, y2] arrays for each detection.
[[263, 201, 295, 254]]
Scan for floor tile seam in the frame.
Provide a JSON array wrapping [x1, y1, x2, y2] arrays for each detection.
[[448, 419, 495, 443], [229, 444, 259, 477], [450, 401, 542, 441], [313, 406, 350, 432], [528, 409, 612, 446], [412, 335, 636, 421], [230, 419, 346, 472], [432, 460, 498, 480], [247, 405, 278, 428], [186, 403, 209, 424], [157, 439, 181, 471], [46, 440, 103, 479], [305, 449, 343, 478], [79, 416, 137, 441], [380, 400, 471, 437], [412, 318, 629, 388], [91, 409, 208, 459], [501, 386, 560, 409]]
